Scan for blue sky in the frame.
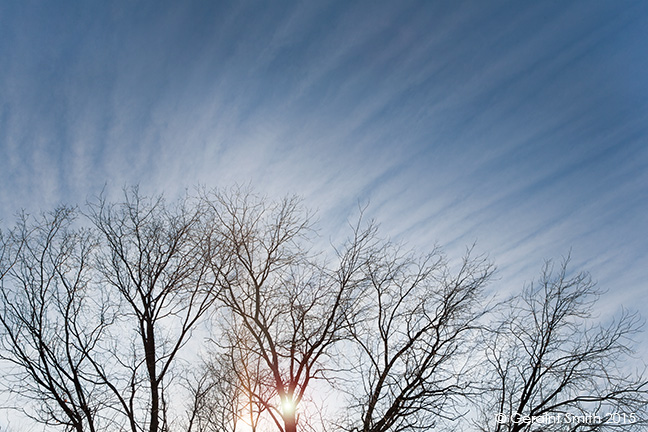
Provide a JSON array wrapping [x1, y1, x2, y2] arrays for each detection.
[[1, 0, 647, 312]]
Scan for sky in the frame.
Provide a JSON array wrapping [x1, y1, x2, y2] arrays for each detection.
[[0, 0, 647, 321]]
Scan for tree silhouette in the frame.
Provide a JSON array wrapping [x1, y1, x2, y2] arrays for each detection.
[[343, 243, 493, 432], [84, 189, 217, 432], [0, 208, 110, 431], [0, 190, 646, 432], [0, 190, 218, 432], [203, 189, 375, 432], [474, 259, 647, 432]]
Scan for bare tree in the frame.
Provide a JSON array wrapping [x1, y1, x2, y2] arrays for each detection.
[[184, 354, 241, 432], [3, 190, 646, 432], [474, 258, 648, 432], [342, 243, 493, 432], [85, 189, 217, 432], [186, 331, 269, 432], [204, 189, 375, 432], [0, 190, 219, 432], [0, 208, 114, 431]]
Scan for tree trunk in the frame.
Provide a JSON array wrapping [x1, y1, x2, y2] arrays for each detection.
[[145, 319, 159, 432], [283, 412, 297, 432]]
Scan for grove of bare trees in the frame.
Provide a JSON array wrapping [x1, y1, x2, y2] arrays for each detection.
[[0, 188, 645, 432]]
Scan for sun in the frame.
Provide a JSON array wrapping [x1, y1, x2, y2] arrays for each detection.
[[281, 397, 296, 414]]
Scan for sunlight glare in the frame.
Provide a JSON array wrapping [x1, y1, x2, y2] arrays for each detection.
[[281, 397, 296, 414]]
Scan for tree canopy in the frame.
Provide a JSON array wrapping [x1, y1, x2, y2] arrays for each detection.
[[0, 188, 645, 432]]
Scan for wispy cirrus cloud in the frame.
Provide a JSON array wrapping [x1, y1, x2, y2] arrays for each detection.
[[0, 0, 647, 313]]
